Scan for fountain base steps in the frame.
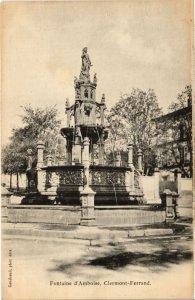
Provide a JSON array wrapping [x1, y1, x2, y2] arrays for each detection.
[[2, 222, 175, 242]]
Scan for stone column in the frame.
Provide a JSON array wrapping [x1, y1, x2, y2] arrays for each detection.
[[127, 143, 135, 194], [137, 149, 143, 173], [100, 94, 105, 126], [127, 143, 134, 167], [115, 152, 121, 167], [73, 136, 82, 164], [37, 141, 44, 169], [82, 137, 90, 181], [154, 168, 161, 204], [80, 137, 96, 226], [37, 141, 45, 193], [66, 139, 72, 165], [46, 155, 52, 166], [98, 135, 104, 165], [176, 168, 182, 195]]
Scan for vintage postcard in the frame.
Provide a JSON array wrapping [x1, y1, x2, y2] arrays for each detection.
[[1, 0, 194, 299]]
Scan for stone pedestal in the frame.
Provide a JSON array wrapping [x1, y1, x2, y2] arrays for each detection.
[[1, 187, 12, 223], [125, 170, 131, 192], [154, 168, 161, 204], [163, 189, 175, 223], [176, 168, 182, 195], [172, 191, 179, 218], [37, 170, 46, 193], [137, 149, 143, 173], [80, 186, 96, 226], [37, 141, 45, 193], [80, 137, 96, 226]]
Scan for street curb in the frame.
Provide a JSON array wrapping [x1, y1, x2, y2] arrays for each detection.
[[2, 226, 174, 241]]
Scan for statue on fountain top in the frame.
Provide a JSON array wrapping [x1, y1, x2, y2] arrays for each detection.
[[80, 47, 92, 81]]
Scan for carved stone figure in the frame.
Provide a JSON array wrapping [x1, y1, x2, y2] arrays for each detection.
[[27, 149, 33, 170], [75, 125, 81, 137], [81, 47, 92, 74], [84, 103, 93, 116]]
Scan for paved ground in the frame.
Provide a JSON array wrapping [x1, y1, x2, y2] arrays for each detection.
[[2, 226, 194, 300]]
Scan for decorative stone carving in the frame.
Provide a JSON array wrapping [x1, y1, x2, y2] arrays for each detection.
[[93, 144, 99, 160], [59, 170, 83, 185], [51, 173, 59, 186], [84, 103, 93, 116], [90, 169, 126, 186]]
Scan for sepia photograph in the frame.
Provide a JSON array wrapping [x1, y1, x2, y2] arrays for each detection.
[[1, 1, 194, 299]]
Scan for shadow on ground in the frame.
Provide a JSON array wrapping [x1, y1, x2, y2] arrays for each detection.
[[48, 235, 193, 277], [88, 248, 192, 271]]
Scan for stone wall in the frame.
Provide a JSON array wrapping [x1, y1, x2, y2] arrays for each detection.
[[8, 205, 81, 225], [142, 176, 155, 203], [7, 205, 165, 225], [1, 173, 26, 189], [95, 206, 165, 225], [178, 178, 193, 218]]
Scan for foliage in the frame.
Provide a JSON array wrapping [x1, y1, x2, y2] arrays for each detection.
[[105, 88, 162, 171], [168, 85, 192, 112], [2, 105, 61, 174]]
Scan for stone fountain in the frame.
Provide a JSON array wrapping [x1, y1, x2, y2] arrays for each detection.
[[22, 48, 144, 224]]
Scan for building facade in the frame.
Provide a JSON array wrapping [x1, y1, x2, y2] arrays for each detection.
[[153, 102, 192, 178]]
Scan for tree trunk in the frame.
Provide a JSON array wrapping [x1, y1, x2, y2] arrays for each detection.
[[16, 172, 19, 191], [9, 173, 12, 190], [189, 150, 193, 177]]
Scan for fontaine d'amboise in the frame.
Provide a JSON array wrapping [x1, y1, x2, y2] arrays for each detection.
[[21, 48, 167, 226]]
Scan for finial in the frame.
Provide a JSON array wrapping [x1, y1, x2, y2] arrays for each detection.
[[93, 73, 97, 84], [101, 93, 105, 103], [65, 98, 70, 108]]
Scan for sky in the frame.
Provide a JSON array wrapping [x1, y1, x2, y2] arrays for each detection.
[[1, 0, 193, 145]]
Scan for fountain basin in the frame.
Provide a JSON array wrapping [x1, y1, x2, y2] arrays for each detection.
[[28, 164, 144, 205]]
